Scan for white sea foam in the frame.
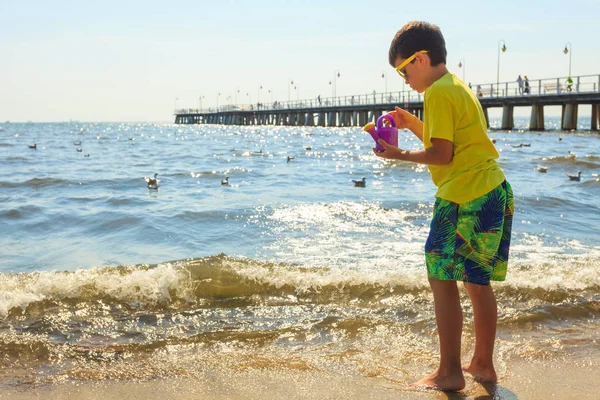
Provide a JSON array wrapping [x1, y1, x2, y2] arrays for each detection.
[[0, 263, 191, 318]]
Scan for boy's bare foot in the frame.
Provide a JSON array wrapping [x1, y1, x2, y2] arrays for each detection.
[[462, 360, 497, 382], [409, 368, 465, 391]]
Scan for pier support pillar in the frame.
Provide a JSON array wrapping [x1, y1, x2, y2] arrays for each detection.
[[359, 111, 368, 126], [591, 104, 599, 131], [317, 112, 325, 127], [306, 113, 315, 126], [342, 112, 351, 127], [501, 105, 514, 130], [561, 104, 578, 130], [529, 104, 545, 131], [327, 112, 335, 127]]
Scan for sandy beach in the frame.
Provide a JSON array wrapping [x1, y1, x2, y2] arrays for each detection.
[[3, 353, 598, 400]]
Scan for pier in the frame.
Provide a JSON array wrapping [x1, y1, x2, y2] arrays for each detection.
[[174, 74, 600, 131]]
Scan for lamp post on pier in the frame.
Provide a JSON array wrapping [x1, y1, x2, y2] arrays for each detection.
[[458, 58, 465, 82], [257, 84, 263, 108], [268, 89, 273, 104], [496, 40, 507, 96], [198, 95, 205, 111], [381, 72, 388, 95], [564, 42, 572, 78], [332, 69, 341, 99], [288, 79, 294, 103], [216, 93, 220, 110]]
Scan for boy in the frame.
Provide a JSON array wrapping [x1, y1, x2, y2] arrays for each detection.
[[374, 21, 513, 391]]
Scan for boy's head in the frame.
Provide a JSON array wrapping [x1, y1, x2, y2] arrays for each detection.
[[388, 21, 447, 92]]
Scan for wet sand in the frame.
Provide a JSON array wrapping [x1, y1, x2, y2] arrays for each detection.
[[3, 355, 598, 400]]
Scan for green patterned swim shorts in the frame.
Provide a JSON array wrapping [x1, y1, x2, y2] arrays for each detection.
[[425, 180, 514, 286]]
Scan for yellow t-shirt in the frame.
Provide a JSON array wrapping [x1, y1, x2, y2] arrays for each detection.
[[423, 73, 505, 204]]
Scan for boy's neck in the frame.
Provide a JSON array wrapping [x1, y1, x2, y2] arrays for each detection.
[[425, 64, 449, 88]]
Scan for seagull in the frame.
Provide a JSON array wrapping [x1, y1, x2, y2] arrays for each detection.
[[84, 154, 90, 157], [254, 149, 263, 154], [221, 176, 230, 185], [567, 171, 582, 182], [511, 144, 523, 148], [536, 166, 548, 173], [144, 173, 160, 189], [305, 146, 312, 151], [287, 156, 295, 163], [76, 148, 83, 152], [559, 135, 563, 141], [28, 144, 37, 149], [352, 177, 366, 187], [73, 141, 81, 146], [567, 151, 577, 159]]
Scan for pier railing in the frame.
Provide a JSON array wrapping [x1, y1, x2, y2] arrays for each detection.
[[175, 74, 600, 115]]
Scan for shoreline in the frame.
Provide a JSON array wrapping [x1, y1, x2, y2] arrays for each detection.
[[3, 355, 598, 400]]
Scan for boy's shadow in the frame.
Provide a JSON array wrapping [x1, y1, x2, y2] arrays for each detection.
[[439, 381, 518, 400]]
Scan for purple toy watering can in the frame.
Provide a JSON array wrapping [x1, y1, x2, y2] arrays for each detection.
[[363, 114, 398, 152]]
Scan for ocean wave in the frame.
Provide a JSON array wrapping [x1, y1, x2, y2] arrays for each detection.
[[0, 177, 73, 189], [1, 254, 598, 321], [536, 155, 600, 168]]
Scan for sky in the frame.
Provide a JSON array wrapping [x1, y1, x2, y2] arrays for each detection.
[[1, 0, 599, 122]]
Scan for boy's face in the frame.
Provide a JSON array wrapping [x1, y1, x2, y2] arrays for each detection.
[[394, 52, 429, 93]]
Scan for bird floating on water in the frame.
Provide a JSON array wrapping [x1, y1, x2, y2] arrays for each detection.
[[73, 141, 81, 146], [28, 144, 37, 149], [287, 156, 295, 162], [567, 151, 577, 159], [76, 148, 83, 152], [305, 146, 312, 151], [567, 171, 582, 182], [536, 166, 548, 173], [84, 154, 90, 157], [221, 176, 230, 185], [144, 173, 160, 189], [352, 177, 366, 187]]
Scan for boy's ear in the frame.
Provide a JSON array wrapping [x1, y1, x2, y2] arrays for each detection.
[[416, 51, 430, 66]]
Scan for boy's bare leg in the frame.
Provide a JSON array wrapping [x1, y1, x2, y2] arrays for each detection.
[[462, 282, 498, 382], [410, 278, 465, 391]]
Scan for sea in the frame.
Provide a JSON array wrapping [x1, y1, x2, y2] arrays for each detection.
[[0, 117, 599, 396]]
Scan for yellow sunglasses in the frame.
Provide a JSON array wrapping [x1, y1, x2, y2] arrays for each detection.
[[395, 50, 429, 79]]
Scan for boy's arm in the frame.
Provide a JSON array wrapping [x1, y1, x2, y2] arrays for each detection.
[[387, 106, 424, 143], [374, 138, 453, 165], [408, 118, 424, 143]]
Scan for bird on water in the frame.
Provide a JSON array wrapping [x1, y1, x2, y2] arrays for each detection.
[[352, 177, 366, 187], [221, 176, 230, 185], [144, 173, 160, 189], [567, 171, 582, 182]]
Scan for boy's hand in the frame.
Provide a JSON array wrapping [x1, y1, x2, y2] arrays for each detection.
[[387, 106, 418, 131], [373, 139, 405, 160]]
